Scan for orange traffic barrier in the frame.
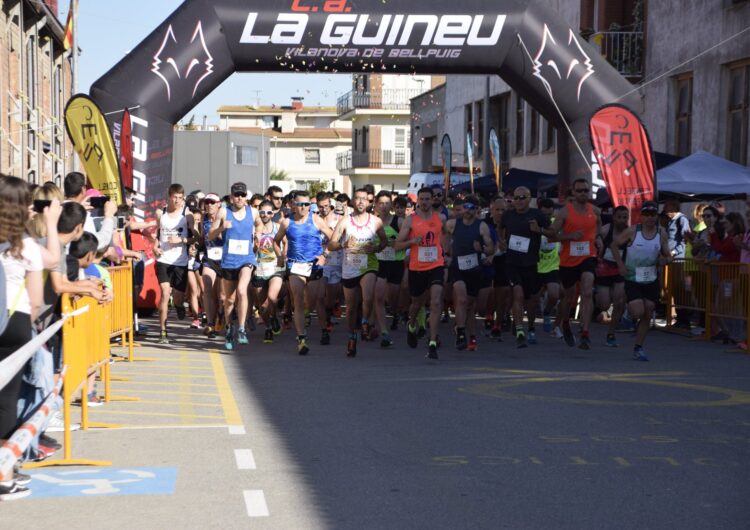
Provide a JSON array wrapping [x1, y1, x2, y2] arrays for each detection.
[[107, 262, 135, 361], [664, 259, 711, 339]]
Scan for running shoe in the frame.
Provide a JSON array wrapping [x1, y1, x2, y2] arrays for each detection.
[[426, 341, 439, 359], [176, 306, 186, 320], [562, 323, 576, 347], [552, 326, 564, 339], [347, 337, 358, 358], [157, 330, 170, 345], [0, 480, 31, 501], [205, 327, 218, 339], [606, 334, 618, 347], [361, 322, 372, 341], [527, 330, 537, 345], [579, 333, 591, 350], [283, 314, 293, 330], [490, 327, 503, 341], [298, 337, 310, 356], [225, 325, 234, 351], [633, 346, 649, 361], [467, 337, 478, 351], [456, 331, 468, 351], [263, 328, 273, 344], [320, 330, 331, 345], [516, 333, 528, 349], [190, 318, 202, 329], [441, 310, 450, 323], [215, 317, 225, 333], [13, 468, 31, 487], [238, 328, 249, 345], [271, 316, 282, 335], [407, 324, 418, 349], [201, 313, 208, 327], [390, 313, 399, 331], [543, 313, 553, 333], [380, 334, 393, 348], [484, 316, 494, 333]]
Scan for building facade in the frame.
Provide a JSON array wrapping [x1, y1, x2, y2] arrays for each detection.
[[0, 0, 73, 185], [412, 0, 750, 193], [336, 74, 443, 193], [218, 99, 351, 192]]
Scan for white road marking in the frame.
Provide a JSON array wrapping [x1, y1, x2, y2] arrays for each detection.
[[228, 425, 246, 435], [243, 490, 270, 517], [234, 449, 257, 470]]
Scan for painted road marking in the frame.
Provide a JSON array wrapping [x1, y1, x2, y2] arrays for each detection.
[[210, 350, 243, 427], [235, 449, 257, 470], [244, 490, 270, 517], [229, 425, 247, 435], [28, 468, 177, 498]]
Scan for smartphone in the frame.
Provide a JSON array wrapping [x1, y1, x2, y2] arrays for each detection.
[[33, 199, 51, 213], [89, 196, 110, 209], [117, 216, 127, 229]]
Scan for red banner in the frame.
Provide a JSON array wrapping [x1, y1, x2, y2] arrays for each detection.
[[589, 104, 656, 223], [119, 109, 134, 190]]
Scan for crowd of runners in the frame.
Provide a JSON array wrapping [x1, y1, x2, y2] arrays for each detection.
[[152, 179, 672, 361]]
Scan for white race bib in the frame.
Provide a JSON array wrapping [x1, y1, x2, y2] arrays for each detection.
[[457, 254, 479, 271], [257, 260, 277, 278], [228, 239, 250, 255], [603, 248, 615, 262], [635, 266, 657, 283], [570, 241, 591, 257], [290, 261, 313, 277], [509, 235, 531, 254], [418, 246, 438, 263], [207, 247, 223, 261], [345, 253, 368, 270], [377, 246, 396, 261]]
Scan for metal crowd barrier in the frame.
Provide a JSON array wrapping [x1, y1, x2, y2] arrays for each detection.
[[107, 262, 135, 361]]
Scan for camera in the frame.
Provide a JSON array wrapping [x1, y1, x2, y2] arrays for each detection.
[[117, 216, 127, 229], [89, 196, 110, 209], [33, 199, 51, 213]]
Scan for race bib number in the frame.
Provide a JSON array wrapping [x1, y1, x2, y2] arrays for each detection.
[[509, 235, 531, 254], [290, 261, 313, 277], [457, 254, 479, 271], [228, 239, 250, 255], [635, 266, 657, 283], [345, 253, 368, 270], [603, 248, 615, 262], [418, 246, 438, 263], [257, 260, 277, 278], [207, 247, 223, 261], [326, 251, 341, 267], [377, 246, 396, 261], [570, 241, 590, 257]]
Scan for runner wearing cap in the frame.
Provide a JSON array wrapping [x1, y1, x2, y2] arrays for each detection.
[[274, 190, 333, 355], [548, 179, 602, 349], [198, 193, 225, 339], [610, 201, 671, 361], [208, 181, 261, 350], [445, 196, 495, 351], [395, 187, 447, 359], [252, 199, 285, 344], [595, 205, 630, 347]]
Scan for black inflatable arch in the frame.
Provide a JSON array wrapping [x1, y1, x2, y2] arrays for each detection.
[[91, 0, 641, 208]]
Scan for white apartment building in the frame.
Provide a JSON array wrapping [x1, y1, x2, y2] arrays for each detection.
[[336, 74, 444, 193], [218, 98, 351, 192]]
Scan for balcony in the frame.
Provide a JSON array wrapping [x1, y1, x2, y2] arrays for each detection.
[[589, 31, 644, 79], [337, 88, 424, 115], [337, 149, 411, 171]]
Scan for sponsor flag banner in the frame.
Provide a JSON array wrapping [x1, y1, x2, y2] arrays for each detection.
[[119, 109, 134, 190], [589, 104, 656, 223], [489, 128, 501, 192], [441, 134, 452, 192], [65, 94, 123, 204], [467, 132, 475, 195]]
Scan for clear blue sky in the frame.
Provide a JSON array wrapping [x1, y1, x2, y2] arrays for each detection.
[[68, 0, 351, 124]]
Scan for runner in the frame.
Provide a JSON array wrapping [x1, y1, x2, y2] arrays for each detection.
[[198, 193, 224, 339], [373, 191, 405, 347], [395, 187, 447, 359], [489, 196, 511, 341], [274, 190, 333, 355], [327, 189, 388, 357], [595, 205, 629, 347], [499, 187, 552, 348], [534, 198, 562, 337], [445, 195, 495, 351], [208, 182, 260, 350], [318, 192, 343, 341], [610, 201, 671, 361], [252, 199, 285, 344], [266, 185, 286, 223], [548, 179, 602, 349], [154, 184, 194, 345]]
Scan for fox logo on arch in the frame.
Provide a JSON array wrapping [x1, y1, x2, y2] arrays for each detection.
[[531, 24, 595, 102], [152, 21, 214, 102]]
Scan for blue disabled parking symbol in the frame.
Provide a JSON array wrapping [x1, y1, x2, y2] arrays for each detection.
[[27, 467, 177, 498]]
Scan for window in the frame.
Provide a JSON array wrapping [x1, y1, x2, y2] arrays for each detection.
[[544, 118, 556, 152], [362, 126, 368, 152], [304, 148, 321, 164], [395, 128, 407, 149], [235, 145, 259, 166], [674, 73, 693, 157], [477, 101, 484, 157], [529, 107, 539, 153], [515, 95, 525, 154], [727, 61, 749, 165]]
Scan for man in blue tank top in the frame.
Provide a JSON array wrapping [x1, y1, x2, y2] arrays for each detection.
[[208, 182, 261, 351], [274, 190, 333, 355]]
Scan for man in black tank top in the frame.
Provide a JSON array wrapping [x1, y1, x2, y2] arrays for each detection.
[[595, 205, 629, 347], [445, 196, 495, 351]]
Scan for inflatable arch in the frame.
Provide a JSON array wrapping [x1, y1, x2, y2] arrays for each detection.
[[91, 0, 641, 210]]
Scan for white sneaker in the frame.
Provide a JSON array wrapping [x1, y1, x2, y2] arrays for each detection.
[[551, 326, 564, 339], [46, 410, 80, 432]]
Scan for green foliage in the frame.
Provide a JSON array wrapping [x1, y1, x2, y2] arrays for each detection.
[[270, 169, 289, 181], [307, 180, 329, 197]]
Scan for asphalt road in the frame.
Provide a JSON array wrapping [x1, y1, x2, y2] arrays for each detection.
[[7, 317, 750, 529]]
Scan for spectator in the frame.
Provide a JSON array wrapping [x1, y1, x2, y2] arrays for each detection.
[[710, 212, 745, 263], [63, 172, 116, 252], [663, 198, 692, 329]]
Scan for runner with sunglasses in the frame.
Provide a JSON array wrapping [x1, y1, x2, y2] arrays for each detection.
[[318, 192, 343, 343], [328, 189, 388, 357], [208, 182, 261, 350], [253, 199, 285, 344], [548, 178, 603, 350], [274, 191, 333, 355], [198, 193, 225, 339], [595, 205, 630, 347], [445, 195, 495, 351], [610, 201, 671, 361]]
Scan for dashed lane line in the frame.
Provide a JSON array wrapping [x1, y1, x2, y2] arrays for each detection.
[[234, 449, 257, 470], [243, 490, 270, 517]]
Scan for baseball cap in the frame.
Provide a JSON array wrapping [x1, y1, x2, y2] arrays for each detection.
[[205, 193, 220, 202], [85, 188, 104, 198], [641, 201, 659, 213], [230, 182, 247, 195]]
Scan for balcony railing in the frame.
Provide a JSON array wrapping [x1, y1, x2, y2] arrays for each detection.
[[337, 88, 424, 115], [589, 31, 644, 79], [337, 149, 411, 171]]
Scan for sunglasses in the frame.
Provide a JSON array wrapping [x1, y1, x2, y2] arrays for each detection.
[[204, 200, 217, 206], [272, 196, 283, 201], [574, 188, 590, 193], [513, 195, 529, 200], [296, 202, 311, 207], [702, 214, 713, 218], [259, 210, 273, 215], [463, 203, 477, 210], [233, 192, 247, 198]]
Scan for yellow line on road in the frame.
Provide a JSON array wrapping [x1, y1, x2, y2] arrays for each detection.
[[88, 410, 224, 419], [180, 350, 196, 423], [209, 350, 243, 426], [123, 399, 223, 409], [111, 388, 221, 398], [112, 380, 218, 388], [117, 371, 217, 380], [117, 365, 215, 372]]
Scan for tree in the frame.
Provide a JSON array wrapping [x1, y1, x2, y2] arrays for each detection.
[[307, 180, 329, 197], [270, 169, 289, 181]]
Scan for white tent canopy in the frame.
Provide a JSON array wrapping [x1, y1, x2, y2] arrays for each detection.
[[657, 150, 750, 196]]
